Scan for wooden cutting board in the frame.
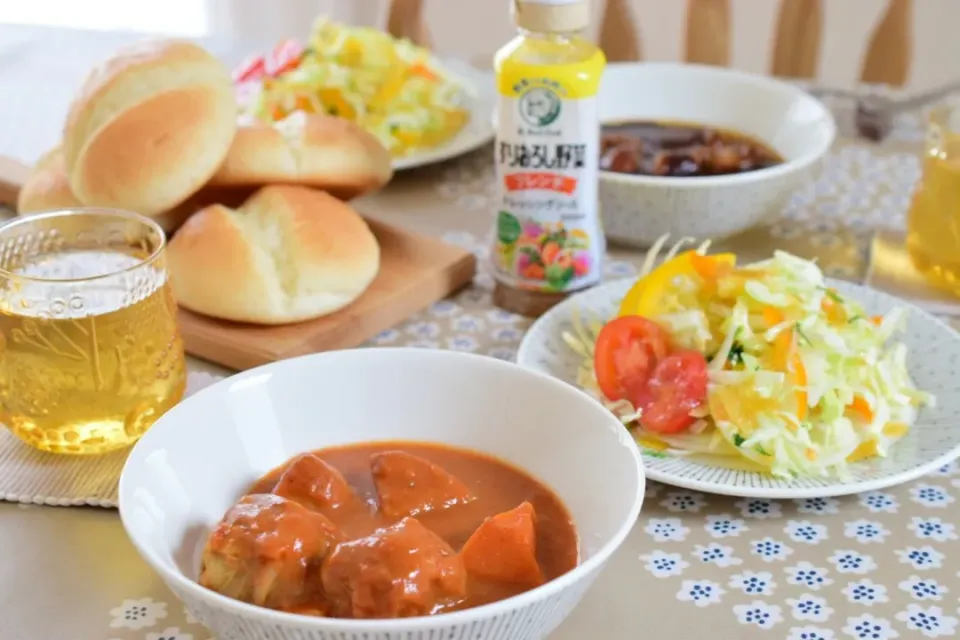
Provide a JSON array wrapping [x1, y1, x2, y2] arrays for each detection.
[[0, 156, 477, 371]]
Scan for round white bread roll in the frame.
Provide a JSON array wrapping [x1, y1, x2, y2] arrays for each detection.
[[17, 147, 250, 233], [62, 39, 238, 216], [208, 113, 393, 200], [16, 147, 83, 213], [167, 185, 380, 324]]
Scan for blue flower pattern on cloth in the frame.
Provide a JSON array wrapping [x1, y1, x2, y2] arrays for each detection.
[[644, 518, 690, 542], [908, 516, 958, 542], [447, 335, 478, 352], [929, 461, 959, 477], [842, 579, 889, 606], [785, 520, 829, 544], [660, 491, 708, 513], [428, 300, 460, 317], [751, 537, 794, 562], [675, 580, 725, 608], [704, 514, 748, 538], [898, 576, 948, 601], [859, 491, 899, 513], [897, 546, 945, 570], [728, 570, 776, 596], [843, 614, 899, 640], [794, 497, 840, 515], [786, 562, 833, 590], [787, 594, 833, 623], [639, 550, 689, 578], [896, 604, 960, 638], [827, 549, 878, 575], [910, 484, 955, 508], [735, 499, 782, 519], [844, 519, 890, 544], [733, 601, 783, 629], [694, 543, 742, 568], [787, 626, 835, 640]]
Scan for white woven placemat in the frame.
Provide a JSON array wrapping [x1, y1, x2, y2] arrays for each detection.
[[0, 370, 225, 508]]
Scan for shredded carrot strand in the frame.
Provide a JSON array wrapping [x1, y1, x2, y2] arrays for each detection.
[[849, 395, 874, 422]]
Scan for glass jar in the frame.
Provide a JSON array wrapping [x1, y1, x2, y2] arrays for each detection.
[[0, 208, 186, 454], [907, 105, 960, 297]]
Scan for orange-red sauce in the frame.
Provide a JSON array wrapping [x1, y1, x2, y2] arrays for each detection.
[[206, 441, 578, 618]]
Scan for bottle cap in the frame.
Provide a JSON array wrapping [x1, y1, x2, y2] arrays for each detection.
[[512, 0, 590, 32]]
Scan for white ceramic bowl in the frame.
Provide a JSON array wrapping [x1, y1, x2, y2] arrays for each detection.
[[599, 62, 836, 247], [119, 348, 644, 640]]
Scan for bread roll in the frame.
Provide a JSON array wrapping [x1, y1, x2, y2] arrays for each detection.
[[167, 185, 380, 324], [17, 147, 252, 233], [208, 113, 393, 200], [16, 148, 82, 213], [62, 39, 238, 216]]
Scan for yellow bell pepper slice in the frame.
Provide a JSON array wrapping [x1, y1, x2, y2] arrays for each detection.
[[847, 422, 910, 461], [617, 251, 736, 318]]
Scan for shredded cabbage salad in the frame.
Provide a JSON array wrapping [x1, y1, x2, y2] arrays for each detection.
[[564, 237, 935, 479], [237, 16, 473, 157]]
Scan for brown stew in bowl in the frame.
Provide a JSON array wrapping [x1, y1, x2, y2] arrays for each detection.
[[198, 442, 578, 619], [600, 120, 783, 177]]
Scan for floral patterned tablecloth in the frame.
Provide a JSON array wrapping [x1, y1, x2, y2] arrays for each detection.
[[2, 25, 960, 640]]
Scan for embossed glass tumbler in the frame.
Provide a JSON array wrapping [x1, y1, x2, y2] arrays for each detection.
[[907, 105, 960, 297], [0, 209, 186, 454]]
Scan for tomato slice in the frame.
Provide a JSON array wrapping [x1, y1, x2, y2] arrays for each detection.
[[634, 350, 708, 434], [594, 316, 671, 404], [265, 39, 305, 77], [233, 54, 266, 83]]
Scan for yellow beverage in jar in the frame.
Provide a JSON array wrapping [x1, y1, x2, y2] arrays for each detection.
[[0, 210, 186, 454], [907, 107, 960, 296]]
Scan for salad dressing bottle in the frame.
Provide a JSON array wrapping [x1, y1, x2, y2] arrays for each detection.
[[490, 0, 607, 317]]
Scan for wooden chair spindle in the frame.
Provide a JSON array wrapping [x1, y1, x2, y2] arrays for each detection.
[[770, 0, 823, 80], [684, 0, 731, 67], [599, 0, 643, 62], [860, 0, 912, 86], [386, 0, 432, 49]]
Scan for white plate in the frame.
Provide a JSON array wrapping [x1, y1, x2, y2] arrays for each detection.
[[391, 60, 495, 171], [517, 277, 960, 498]]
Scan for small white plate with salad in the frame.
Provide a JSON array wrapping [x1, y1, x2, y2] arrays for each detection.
[[517, 237, 960, 498], [232, 17, 495, 172]]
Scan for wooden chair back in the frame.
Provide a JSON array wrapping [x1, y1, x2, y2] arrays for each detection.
[[595, 0, 912, 86], [384, 0, 913, 87]]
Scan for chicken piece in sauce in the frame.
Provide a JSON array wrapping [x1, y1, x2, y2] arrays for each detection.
[[272, 453, 374, 536], [460, 501, 545, 587], [199, 494, 343, 612], [600, 121, 782, 177], [321, 516, 468, 618], [371, 450, 475, 518], [273, 454, 356, 511]]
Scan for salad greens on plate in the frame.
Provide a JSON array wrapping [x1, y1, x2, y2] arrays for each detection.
[[565, 237, 934, 480]]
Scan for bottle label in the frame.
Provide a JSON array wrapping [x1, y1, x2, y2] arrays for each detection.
[[492, 78, 603, 293]]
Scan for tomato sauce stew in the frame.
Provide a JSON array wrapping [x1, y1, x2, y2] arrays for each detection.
[[199, 442, 579, 619], [600, 120, 783, 177]]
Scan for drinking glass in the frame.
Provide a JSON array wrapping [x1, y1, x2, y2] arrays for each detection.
[[907, 105, 960, 296], [0, 208, 186, 454]]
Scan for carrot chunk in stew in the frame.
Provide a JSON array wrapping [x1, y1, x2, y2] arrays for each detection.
[[273, 453, 359, 515], [371, 451, 475, 518], [460, 501, 545, 587], [199, 494, 343, 611], [321, 516, 467, 618]]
